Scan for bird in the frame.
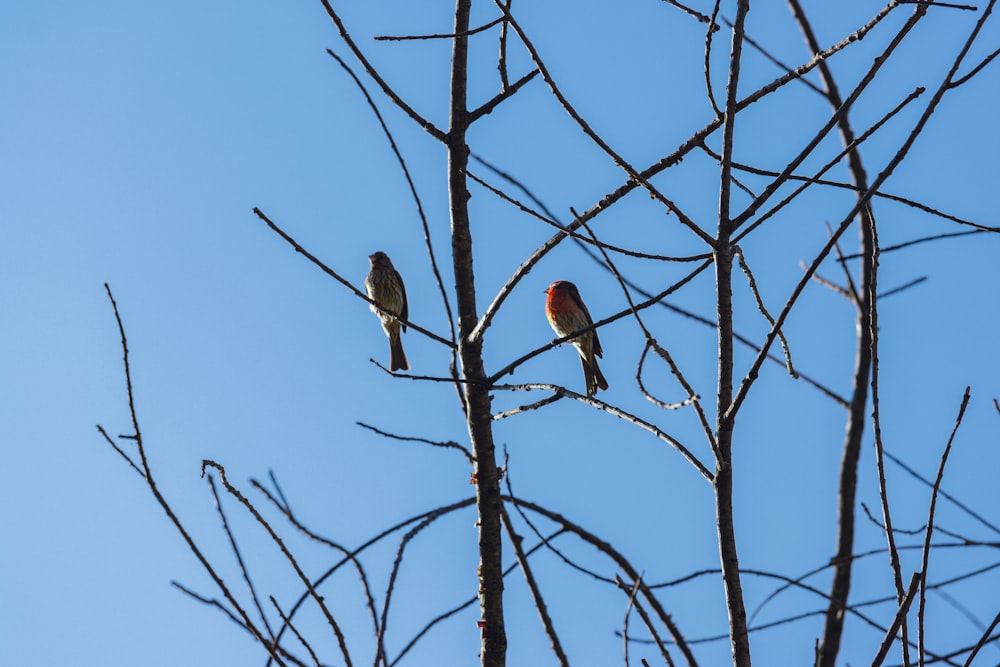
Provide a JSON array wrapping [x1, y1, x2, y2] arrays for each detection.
[[365, 251, 410, 371], [544, 280, 608, 395]]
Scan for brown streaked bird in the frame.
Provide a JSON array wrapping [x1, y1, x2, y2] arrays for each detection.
[[365, 251, 409, 371], [544, 280, 608, 395]]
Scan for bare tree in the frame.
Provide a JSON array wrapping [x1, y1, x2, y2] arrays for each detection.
[[98, 2, 1000, 666]]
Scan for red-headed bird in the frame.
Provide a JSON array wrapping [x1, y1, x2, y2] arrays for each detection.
[[365, 251, 410, 371], [545, 280, 608, 395]]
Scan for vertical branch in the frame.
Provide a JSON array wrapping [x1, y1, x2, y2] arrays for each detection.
[[918, 387, 972, 665], [869, 215, 911, 666], [784, 3, 877, 664], [447, 1, 506, 664], [498, 0, 512, 90], [715, 2, 752, 666]]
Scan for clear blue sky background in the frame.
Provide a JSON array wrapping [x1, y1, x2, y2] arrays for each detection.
[[3, 2, 999, 666]]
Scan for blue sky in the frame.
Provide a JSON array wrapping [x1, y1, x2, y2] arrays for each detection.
[[3, 2, 999, 665]]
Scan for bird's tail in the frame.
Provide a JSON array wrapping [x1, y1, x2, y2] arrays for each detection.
[[389, 331, 410, 371], [581, 354, 608, 395]]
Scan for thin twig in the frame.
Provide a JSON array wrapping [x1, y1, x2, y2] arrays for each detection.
[[493, 0, 714, 247], [377, 512, 445, 665], [501, 507, 570, 667], [356, 421, 473, 462], [573, 208, 716, 453], [467, 169, 701, 261], [962, 612, 1000, 666], [172, 581, 251, 633], [660, 0, 722, 28], [207, 475, 276, 643], [733, 13, 928, 234], [880, 276, 928, 299], [390, 529, 567, 666], [469, 69, 540, 123], [869, 211, 911, 666], [498, 0, 512, 90], [570, 0, 900, 241], [101, 284, 286, 666], [492, 391, 566, 420], [899, 0, 978, 9], [250, 477, 382, 663], [840, 230, 993, 260], [318, 2, 447, 141], [616, 574, 676, 667], [494, 382, 713, 482], [724, 15, 825, 96], [734, 246, 796, 377], [951, 44, 1000, 87], [884, 448, 1000, 536], [871, 573, 922, 667], [704, 0, 723, 117], [325, 49, 459, 376], [918, 387, 972, 666], [489, 260, 712, 385], [270, 597, 322, 667], [202, 460, 354, 667], [636, 341, 701, 411], [94, 425, 145, 478], [374, 16, 505, 41], [504, 494, 701, 667], [252, 208, 453, 348]]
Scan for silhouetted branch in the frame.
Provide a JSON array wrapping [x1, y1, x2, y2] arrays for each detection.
[[356, 421, 473, 462], [734, 246, 796, 377], [318, 2, 447, 141], [492, 0, 713, 246], [99, 284, 287, 665], [374, 16, 505, 41], [325, 48, 459, 373], [494, 382, 713, 482], [489, 259, 712, 385], [918, 387, 972, 664], [203, 461, 354, 666], [207, 474, 276, 643], [501, 507, 570, 667], [951, 45, 1000, 87], [871, 573, 922, 667], [636, 341, 701, 411], [492, 390, 566, 420], [504, 494, 701, 667], [270, 597, 322, 667], [250, 477, 382, 662], [469, 69, 539, 123], [616, 574, 676, 667], [884, 448, 1000, 536], [94, 424, 144, 479], [498, 0, 511, 89], [869, 214, 911, 666], [252, 208, 453, 348], [660, 0, 722, 28]]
